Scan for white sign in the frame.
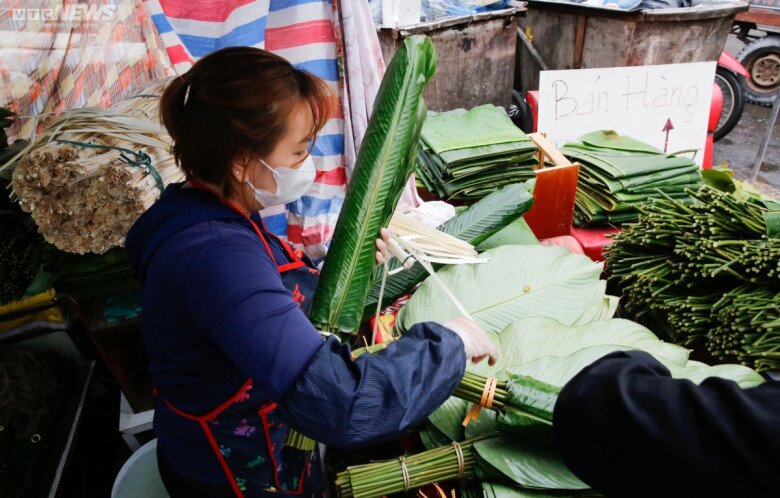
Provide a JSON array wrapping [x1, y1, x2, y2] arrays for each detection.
[[537, 62, 717, 166]]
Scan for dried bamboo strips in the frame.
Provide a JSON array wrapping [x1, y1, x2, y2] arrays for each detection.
[[8, 78, 184, 254]]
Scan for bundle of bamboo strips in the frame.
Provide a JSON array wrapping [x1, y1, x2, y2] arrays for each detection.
[[388, 212, 483, 265], [7, 78, 184, 254]]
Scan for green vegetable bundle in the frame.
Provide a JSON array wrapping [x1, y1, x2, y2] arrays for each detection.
[[562, 131, 702, 226], [710, 286, 780, 371], [335, 437, 482, 498], [607, 182, 780, 370], [310, 35, 435, 335], [415, 105, 538, 201], [454, 371, 558, 429]]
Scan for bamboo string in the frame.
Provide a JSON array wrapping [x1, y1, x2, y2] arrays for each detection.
[[399, 456, 411, 493], [462, 377, 497, 426], [452, 442, 465, 479]]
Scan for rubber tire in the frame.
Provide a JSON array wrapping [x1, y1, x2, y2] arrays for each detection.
[[511, 90, 535, 134], [737, 35, 780, 107], [713, 67, 745, 142]]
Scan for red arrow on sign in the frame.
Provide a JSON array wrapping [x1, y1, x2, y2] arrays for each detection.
[[662, 118, 675, 153]]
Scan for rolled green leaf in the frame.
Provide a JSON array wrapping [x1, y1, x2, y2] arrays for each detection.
[[502, 374, 559, 427], [310, 35, 436, 334]]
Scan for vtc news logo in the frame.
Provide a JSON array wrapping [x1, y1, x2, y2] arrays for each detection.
[[11, 4, 117, 23]]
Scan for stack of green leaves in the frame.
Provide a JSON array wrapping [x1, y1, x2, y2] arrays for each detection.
[[562, 130, 702, 225], [415, 105, 538, 201], [395, 243, 621, 450], [607, 176, 780, 371]]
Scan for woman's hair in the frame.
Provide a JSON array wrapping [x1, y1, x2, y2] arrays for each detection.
[[159, 47, 334, 196]]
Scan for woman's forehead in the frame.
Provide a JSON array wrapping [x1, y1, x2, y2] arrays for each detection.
[[287, 100, 315, 142]]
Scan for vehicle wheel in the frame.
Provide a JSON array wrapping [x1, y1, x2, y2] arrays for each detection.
[[713, 67, 745, 141], [737, 35, 780, 106], [510, 90, 535, 133]]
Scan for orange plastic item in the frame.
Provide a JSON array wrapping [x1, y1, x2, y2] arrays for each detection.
[[524, 133, 580, 240]]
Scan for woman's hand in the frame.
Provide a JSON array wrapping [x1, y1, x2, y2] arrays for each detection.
[[375, 227, 391, 265], [442, 316, 499, 366]]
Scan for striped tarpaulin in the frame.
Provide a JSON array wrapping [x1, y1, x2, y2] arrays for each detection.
[[0, 0, 174, 140], [143, 0, 347, 262]]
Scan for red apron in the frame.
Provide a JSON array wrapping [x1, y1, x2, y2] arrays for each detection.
[[155, 183, 323, 497]]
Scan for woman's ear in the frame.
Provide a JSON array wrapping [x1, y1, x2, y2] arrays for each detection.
[[231, 154, 251, 183]]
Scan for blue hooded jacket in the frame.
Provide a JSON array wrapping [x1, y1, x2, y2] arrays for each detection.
[[126, 183, 466, 485]]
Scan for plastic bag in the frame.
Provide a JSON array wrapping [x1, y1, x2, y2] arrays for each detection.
[[369, 0, 383, 25], [421, 0, 511, 22]]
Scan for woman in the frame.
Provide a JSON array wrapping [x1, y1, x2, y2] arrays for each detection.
[[126, 47, 497, 498]]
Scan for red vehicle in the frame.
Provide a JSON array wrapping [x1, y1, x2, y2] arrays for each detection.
[[715, 51, 751, 140], [733, 0, 780, 106]]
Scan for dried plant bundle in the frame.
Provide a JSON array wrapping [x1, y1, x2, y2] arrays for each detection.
[[8, 78, 183, 254]]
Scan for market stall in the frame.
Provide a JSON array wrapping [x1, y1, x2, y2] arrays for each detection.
[[0, 0, 778, 497]]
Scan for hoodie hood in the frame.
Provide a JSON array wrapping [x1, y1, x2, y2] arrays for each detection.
[[126, 183, 246, 283]]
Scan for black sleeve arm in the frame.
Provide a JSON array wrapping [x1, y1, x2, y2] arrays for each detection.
[[275, 321, 466, 449], [552, 350, 780, 497]]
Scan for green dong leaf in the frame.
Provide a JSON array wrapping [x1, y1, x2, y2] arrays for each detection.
[[398, 245, 611, 334], [310, 35, 436, 334]]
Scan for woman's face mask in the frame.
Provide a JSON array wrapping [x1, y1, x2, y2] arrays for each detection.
[[246, 155, 316, 207]]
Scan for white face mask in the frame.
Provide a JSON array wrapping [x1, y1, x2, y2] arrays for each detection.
[[246, 155, 316, 207]]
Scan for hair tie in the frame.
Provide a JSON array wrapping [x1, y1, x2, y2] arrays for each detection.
[[180, 73, 192, 105]]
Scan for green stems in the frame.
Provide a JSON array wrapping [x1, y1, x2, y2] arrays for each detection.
[[606, 186, 780, 371], [452, 371, 509, 410], [335, 437, 492, 498]]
